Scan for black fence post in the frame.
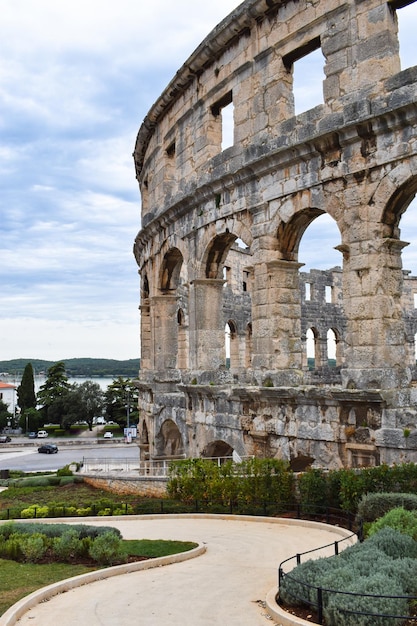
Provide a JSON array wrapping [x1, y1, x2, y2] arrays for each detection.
[[296, 553, 301, 565], [334, 540, 339, 556], [317, 587, 323, 625]]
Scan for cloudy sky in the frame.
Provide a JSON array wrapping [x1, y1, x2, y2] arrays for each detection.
[[0, 1, 416, 362]]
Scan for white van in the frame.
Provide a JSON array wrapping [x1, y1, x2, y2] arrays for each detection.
[[37, 430, 48, 438]]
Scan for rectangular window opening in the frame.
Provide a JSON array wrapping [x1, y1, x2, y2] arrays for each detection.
[[393, 1, 417, 70], [305, 283, 311, 301], [166, 141, 176, 158], [284, 38, 325, 116], [325, 285, 333, 303], [211, 91, 234, 151]]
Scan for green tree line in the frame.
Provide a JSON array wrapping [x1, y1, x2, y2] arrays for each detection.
[[0, 358, 140, 378]]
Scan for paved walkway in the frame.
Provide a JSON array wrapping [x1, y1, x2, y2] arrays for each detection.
[[1, 515, 355, 626]]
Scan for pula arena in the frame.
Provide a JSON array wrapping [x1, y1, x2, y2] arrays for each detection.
[[133, 0, 417, 470]]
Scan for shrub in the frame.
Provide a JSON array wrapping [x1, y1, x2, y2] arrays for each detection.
[[357, 492, 417, 523], [368, 508, 417, 542], [1, 533, 23, 561], [88, 531, 125, 565], [20, 533, 48, 562], [52, 529, 91, 561], [20, 504, 49, 518], [57, 465, 73, 477]]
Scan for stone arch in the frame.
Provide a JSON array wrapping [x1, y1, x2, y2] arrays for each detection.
[[276, 207, 339, 261], [202, 440, 234, 459], [195, 217, 253, 280], [155, 419, 184, 458], [203, 232, 239, 279], [373, 163, 417, 238], [327, 327, 342, 366], [159, 247, 184, 291]]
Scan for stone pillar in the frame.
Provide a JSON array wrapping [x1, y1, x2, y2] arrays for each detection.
[[150, 295, 178, 370], [252, 259, 304, 370], [189, 279, 225, 370], [139, 299, 151, 371], [341, 238, 411, 389]]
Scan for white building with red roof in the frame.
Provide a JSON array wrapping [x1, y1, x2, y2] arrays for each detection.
[[0, 381, 16, 414]]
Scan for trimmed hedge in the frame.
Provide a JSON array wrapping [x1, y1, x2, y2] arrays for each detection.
[[357, 492, 417, 523]]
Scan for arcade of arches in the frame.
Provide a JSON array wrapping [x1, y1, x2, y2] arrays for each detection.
[[133, 0, 417, 469]]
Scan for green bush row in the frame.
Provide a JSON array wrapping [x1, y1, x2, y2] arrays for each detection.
[[167, 457, 293, 507], [168, 460, 417, 514], [280, 527, 417, 626]]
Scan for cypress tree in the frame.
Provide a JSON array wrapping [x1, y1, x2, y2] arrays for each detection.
[[17, 362, 37, 413]]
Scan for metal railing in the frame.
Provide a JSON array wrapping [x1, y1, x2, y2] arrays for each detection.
[[278, 534, 417, 624], [81, 457, 169, 477], [81, 455, 254, 478]]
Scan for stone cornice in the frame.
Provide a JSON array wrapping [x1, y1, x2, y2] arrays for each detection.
[[133, 95, 417, 260]]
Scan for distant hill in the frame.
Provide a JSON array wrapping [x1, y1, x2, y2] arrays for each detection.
[[0, 358, 140, 378]]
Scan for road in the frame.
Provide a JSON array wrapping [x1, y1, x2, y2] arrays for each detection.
[[0, 441, 139, 472]]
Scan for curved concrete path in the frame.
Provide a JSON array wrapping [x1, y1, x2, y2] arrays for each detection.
[[1, 515, 355, 626]]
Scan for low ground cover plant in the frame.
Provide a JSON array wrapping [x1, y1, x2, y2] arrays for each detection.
[[279, 527, 417, 626]]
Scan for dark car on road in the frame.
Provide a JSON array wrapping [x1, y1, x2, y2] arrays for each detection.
[[38, 443, 58, 454]]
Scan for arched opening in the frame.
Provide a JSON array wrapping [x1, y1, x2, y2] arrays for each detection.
[[327, 328, 337, 367], [204, 232, 237, 279], [306, 327, 321, 369], [298, 213, 342, 271], [155, 419, 184, 458], [140, 273, 151, 368], [160, 247, 183, 291], [225, 320, 238, 368], [139, 419, 150, 460], [202, 440, 234, 460], [383, 184, 417, 368]]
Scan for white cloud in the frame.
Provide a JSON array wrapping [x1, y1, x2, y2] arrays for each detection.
[[0, 0, 416, 362]]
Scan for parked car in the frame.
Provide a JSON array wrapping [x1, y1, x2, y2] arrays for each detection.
[[37, 430, 48, 438], [0, 435, 11, 443], [103, 431, 113, 438], [38, 443, 58, 454], [28, 432, 37, 439]]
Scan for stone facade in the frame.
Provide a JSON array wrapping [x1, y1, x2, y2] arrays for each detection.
[[133, 0, 417, 469]]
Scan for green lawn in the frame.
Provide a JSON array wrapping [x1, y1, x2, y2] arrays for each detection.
[[0, 539, 197, 616]]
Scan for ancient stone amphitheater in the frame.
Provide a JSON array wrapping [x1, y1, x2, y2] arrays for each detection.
[[133, 0, 417, 469]]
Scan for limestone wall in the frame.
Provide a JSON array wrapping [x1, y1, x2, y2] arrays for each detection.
[[133, 0, 417, 469]]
